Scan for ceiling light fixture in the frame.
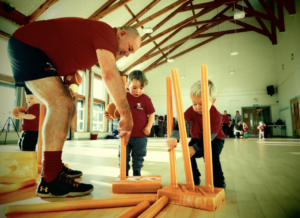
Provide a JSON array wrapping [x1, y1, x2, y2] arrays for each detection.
[[167, 58, 174, 63], [234, 11, 245, 19], [231, 51, 238, 56], [229, 71, 235, 74], [143, 27, 153, 34], [180, 75, 185, 78]]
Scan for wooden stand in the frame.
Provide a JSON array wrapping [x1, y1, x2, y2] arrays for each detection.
[[37, 103, 45, 172], [112, 137, 162, 193], [157, 67, 225, 211]]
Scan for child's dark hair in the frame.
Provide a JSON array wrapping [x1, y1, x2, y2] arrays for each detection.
[[128, 70, 148, 87]]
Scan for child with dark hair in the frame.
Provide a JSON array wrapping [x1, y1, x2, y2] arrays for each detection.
[[105, 70, 155, 176]]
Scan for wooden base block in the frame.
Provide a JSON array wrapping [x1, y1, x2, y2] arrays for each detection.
[[112, 176, 162, 193], [0, 152, 37, 184], [157, 183, 225, 211]]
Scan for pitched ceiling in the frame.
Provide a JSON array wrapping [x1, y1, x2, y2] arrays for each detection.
[[0, 0, 296, 75]]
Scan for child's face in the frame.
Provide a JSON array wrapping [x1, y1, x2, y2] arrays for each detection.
[[128, 79, 144, 98], [190, 96, 216, 115], [26, 94, 39, 106]]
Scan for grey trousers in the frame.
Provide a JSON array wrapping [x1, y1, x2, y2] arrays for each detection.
[[119, 137, 147, 171]]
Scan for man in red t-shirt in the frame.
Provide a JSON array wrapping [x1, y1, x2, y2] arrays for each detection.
[[7, 18, 141, 198], [167, 80, 226, 190]]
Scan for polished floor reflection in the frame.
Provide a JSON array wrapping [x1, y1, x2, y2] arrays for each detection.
[[0, 137, 300, 218]]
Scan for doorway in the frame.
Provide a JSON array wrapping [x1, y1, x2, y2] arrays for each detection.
[[242, 107, 272, 137]]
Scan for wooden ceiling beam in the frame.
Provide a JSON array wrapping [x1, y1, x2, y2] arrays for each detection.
[[123, 0, 160, 26], [269, 1, 277, 44], [270, 0, 295, 15], [0, 30, 11, 40], [193, 28, 251, 38], [90, 0, 131, 20], [184, 14, 253, 27], [277, 3, 285, 36], [88, 0, 117, 19], [189, 1, 199, 30], [258, 0, 283, 31], [144, 35, 224, 72], [140, 21, 224, 63], [179, 0, 240, 12], [29, 0, 59, 23], [244, 0, 274, 44], [141, 3, 231, 48], [141, 1, 190, 42], [0, 2, 28, 25], [133, 0, 190, 29]]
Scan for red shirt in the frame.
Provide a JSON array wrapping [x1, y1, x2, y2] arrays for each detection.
[[259, 125, 266, 132], [222, 114, 230, 124], [243, 126, 248, 132], [22, 104, 40, 132], [12, 18, 117, 76], [127, 93, 155, 137], [184, 105, 225, 140]]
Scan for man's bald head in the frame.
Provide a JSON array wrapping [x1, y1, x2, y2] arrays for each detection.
[[116, 26, 141, 58]]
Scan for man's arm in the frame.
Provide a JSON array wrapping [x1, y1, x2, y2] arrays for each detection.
[[96, 49, 133, 144]]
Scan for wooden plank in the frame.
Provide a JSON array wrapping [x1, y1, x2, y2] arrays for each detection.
[[123, 0, 160, 26], [0, 74, 14, 84], [0, 30, 11, 41], [29, 0, 59, 23], [144, 35, 223, 72], [270, 0, 295, 15], [91, 0, 132, 20], [94, 74, 102, 80], [269, 1, 277, 45], [141, 3, 229, 48], [189, 1, 199, 30], [87, 69, 91, 132], [0, 2, 28, 25], [258, 0, 283, 31], [88, 0, 117, 19], [184, 15, 253, 27], [277, 3, 285, 35], [179, 0, 241, 12], [133, 0, 189, 29], [193, 28, 251, 38]]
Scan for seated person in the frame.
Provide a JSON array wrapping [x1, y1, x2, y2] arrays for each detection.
[[234, 120, 244, 138]]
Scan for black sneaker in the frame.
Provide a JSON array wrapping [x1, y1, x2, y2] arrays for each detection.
[[36, 171, 93, 198], [194, 176, 201, 185], [63, 164, 82, 178], [215, 181, 226, 190]]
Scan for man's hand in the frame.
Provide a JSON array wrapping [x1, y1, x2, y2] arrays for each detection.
[[167, 138, 177, 152], [117, 116, 133, 145], [189, 146, 196, 157], [142, 126, 151, 136], [104, 111, 112, 120]]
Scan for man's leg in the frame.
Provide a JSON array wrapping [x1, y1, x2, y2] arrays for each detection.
[[26, 77, 93, 197], [132, 137, 147, 176]]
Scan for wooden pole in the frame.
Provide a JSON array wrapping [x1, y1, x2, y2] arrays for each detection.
[[37, 103, 46, 165], [0, 179, 36, 195], [171, 69, 194, 190], [200, 65, 214, 193], [117, 201, 150, 218], [138, 196, 169, 218], [166, 77, 178, 189], [120, 136, 126, 180]]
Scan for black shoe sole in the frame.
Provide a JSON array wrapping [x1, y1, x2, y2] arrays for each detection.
[[36, 187, 94, 198]]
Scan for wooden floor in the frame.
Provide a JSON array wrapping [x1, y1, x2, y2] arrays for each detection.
[[1, 137, 300, 218]]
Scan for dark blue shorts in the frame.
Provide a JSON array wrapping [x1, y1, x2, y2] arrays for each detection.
[[7, 37, 59, 87]]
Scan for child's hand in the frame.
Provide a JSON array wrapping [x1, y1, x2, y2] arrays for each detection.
[[104, 111, 112, 120], [167, 138, 177, 151], [142, 126, 151, 136], [189, 146, 196, 157], [18, 112, 25, 119]]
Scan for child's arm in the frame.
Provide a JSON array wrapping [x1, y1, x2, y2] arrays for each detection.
[[104, 111, 113, 120], [142, 112, 155, 136], [18, 112, 36, 120]]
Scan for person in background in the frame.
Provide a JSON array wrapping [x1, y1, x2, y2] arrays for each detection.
[[257, 121, 266, 139], [234, 120, 244, 139], [153, 116, 159, 137], [221, 110, 230, 137], [243, 122, 248, 138], [256, 107, 268, 138], [234, 111, 242, 124]]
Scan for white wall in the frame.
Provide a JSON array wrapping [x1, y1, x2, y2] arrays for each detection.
[[275, 1, 300, 136]]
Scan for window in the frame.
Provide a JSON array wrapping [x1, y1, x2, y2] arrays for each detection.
[[78, 71, 85, 95], [93, 78, 104, 100], [93, 103, 104, 131], [77, 100, 84, 131], [0, 82, 16, 130]]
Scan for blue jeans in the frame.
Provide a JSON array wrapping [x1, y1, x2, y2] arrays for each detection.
[[118, 137, 147, 171]]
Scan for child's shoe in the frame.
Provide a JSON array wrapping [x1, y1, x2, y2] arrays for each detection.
[[133, 171, 141, 176], [36, 171, 93, 197]]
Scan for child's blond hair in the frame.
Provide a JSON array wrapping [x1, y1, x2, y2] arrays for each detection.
[[190, 80, 217, 102]]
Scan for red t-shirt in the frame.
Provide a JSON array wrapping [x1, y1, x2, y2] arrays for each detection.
[[12, 18, 117, 76], [259, 125, 266, 132], [243, 126, 248, 132], [22, 104, 40, 132], [127, 93, 155, 137], [184, 105, 225, 140]]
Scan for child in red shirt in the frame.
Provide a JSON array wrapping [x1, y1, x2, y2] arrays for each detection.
[[243, 122, 248, 138], [105, 70, 155, 176], [167, 80, 226, 189], [257, 121, 266, 139], [18, 86, 40, 151]]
